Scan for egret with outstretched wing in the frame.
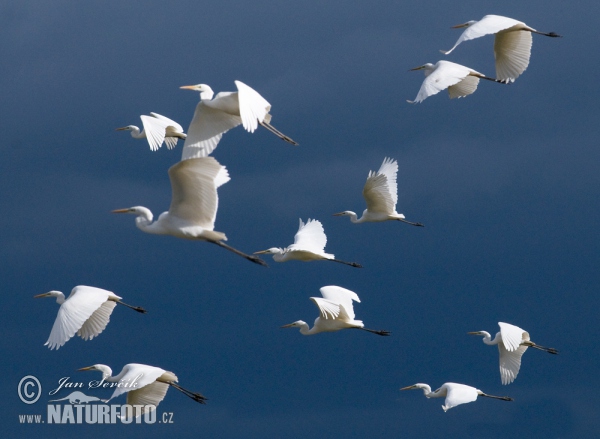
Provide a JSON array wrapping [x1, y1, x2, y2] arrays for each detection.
[[334, 157, 423, 226], [254, 218, 361, 267], [112, 157, 266, 266], [469, 322, 558, 384], [441, 15, 562, 82], [401, 382, 513, 411], [282, 285, 390, 336], [179, 80, 298, 160], [116, 112, 186, 151], [35, 286, 146, 350]]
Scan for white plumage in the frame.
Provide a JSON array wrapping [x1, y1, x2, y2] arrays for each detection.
[[401, 382, 513, 411], [116, 112, 186, 151]]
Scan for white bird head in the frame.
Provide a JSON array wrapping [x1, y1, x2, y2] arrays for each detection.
[[180, 83, 214, 100], [253, 248, 283, 255], [281, 320, 307, 329], [467, 331, 485, 336], [111, 206, 153, 221], [400, 383, 432, 396], [451, 20, 477, 29], [115, 125, 138, 132], [409, 63, 434, 73], [332, 211, 354, 217], [78, 364, 113, 380], [34, 290, 65, 304]]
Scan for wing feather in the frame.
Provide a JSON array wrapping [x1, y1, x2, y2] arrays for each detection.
[[124, 381, 170, 418], [413, 61, 475, 103], [319, 286, 359, 320], [448, 75, 480, 99], [363, 158, 398, 214], [109, 364, 166, 401], [287, 218, 328, 254], [45, 286, 113, 350], [77, 301, 117, 341], [443, 383, 478, 411], [167, 157, 228, 229], [499, 322, 527, 351], [139, 115, 179, 151], [498, 344, 528, 384], [310, 297, 340, 320], [235, 80, 271, 132], [182, 103, 241, 160], [494, 30, 532, 82]]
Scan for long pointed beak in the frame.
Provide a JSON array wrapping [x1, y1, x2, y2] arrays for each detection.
[[77, 366, 94, 372], [115, 127, 129, 131], [111, 209, 130, 214], [332, 212, 345, 216], [180, 85, 198, 90], [400, 385, 417, 391], [451, 23, 470, 29], [280, 323, 295, 328], [409, 65, 425, 72], [34, 293, 51, 299], [467, 332, 481, 335], [253, 249, 271, 255]]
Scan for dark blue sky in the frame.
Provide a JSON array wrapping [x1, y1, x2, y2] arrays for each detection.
[[3, 1, 599, 437]]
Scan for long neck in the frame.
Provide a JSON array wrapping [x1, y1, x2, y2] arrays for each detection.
[[299, 322, 314, 335], [132, 207, 156, 232], [55, 292, 66, 305], [346, 211, 361, 223], [419, 385, 434, 397], [200, 90, 214, 100], [482, 331, 501, 346], [129, 127, 145, 139], [95, 365, 117, 382]]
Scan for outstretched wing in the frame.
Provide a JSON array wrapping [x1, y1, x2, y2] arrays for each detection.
[[77, 301, 117, 341], [287, 218, 328, 254], [181, 102, 241, 160], [110, 364, 166, 401], [123, 381, 170, 418], [499, 322, 528, 351], [412, 61, 475, 103], [498, 343, 528, 385], [494, 30, 532, 82], [363, 158, 398, 214], [139, 115, 178, 151], [442, 15, 522, 55], [235, 80, 271, 132], [150, 112, 185, 150], [310, 297, 341, 320], [448, 75, 480, 99], [45, 286, 113, 350], [442, 383, 478, 411], [168, 157, 230, 229], [319, 285, 360, 320]]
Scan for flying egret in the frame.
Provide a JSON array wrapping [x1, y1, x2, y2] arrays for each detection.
[[468, 322, 558, 385], [282, 285, 390, 336], [112, 157, 266, 266], [408, 60, 503, 104], [400, 382, 513, 411], [333, 157, 423, 226], [441, 15, 562, 83], [78, 363, 206, 418], [116, 112, 186, 151], [179, 80, 298, 160], [34, 286, 146, 350], [254, 218, 362, 268]]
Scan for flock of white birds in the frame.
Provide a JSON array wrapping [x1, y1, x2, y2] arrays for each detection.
[[35, 14, 561, 416]]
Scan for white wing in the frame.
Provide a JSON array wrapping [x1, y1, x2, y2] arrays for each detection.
[[149, 112, 184, 131], [139, 115, 176, 151], [109, 364, 166, 401], [499, 322, 528, 351], [442, 15, 523, 55], [310, 297, 341, 320], [124, 382, 170, 418], [77, 301, 117, 341], [150, 112, 185, 150], [181, 103, 241, 160], [412, 61, 478, 103], [319, 285, 360, 320], [167, 157, 229, 229], [442, 383, 478, 411], [494, 30, 532, 82], [363, 158, 398, 214], [498, 343, 528, 385], [235, 80, 271, 132], [448, 75, 480, 99], [287, 218, 328, 253], [45, 286, 113, 350]]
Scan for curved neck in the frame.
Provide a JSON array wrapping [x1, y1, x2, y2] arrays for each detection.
[[129, 127, 145, 139], [299, 322, 314, 335], [200, 90, 214, 100], [346, 211, 361, 223], [419, 385, 434, 397], [55, 292, 66, 305], [482, 331, 501, 346]]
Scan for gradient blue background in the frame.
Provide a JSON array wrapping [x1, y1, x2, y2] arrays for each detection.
[[2, 1, 598, 437]]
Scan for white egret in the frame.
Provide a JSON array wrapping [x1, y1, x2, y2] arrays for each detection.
[[468, 322, 558, 385], [179, 80, 298, 160], [254, 218, 362, 268], [112, 157, 266, 266], [400, 382, 513, 411], [282, 285, 390, 336], [408, 60, 503, 104], [333, 157, 423, 226], [116, 112, 186, 151], [34, 286, 146, 350], [441, 15, 562, 83], [78, 363, 206, 418]]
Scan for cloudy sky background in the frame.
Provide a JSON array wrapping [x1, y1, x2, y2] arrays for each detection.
[[2, 0, 599, 437]]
